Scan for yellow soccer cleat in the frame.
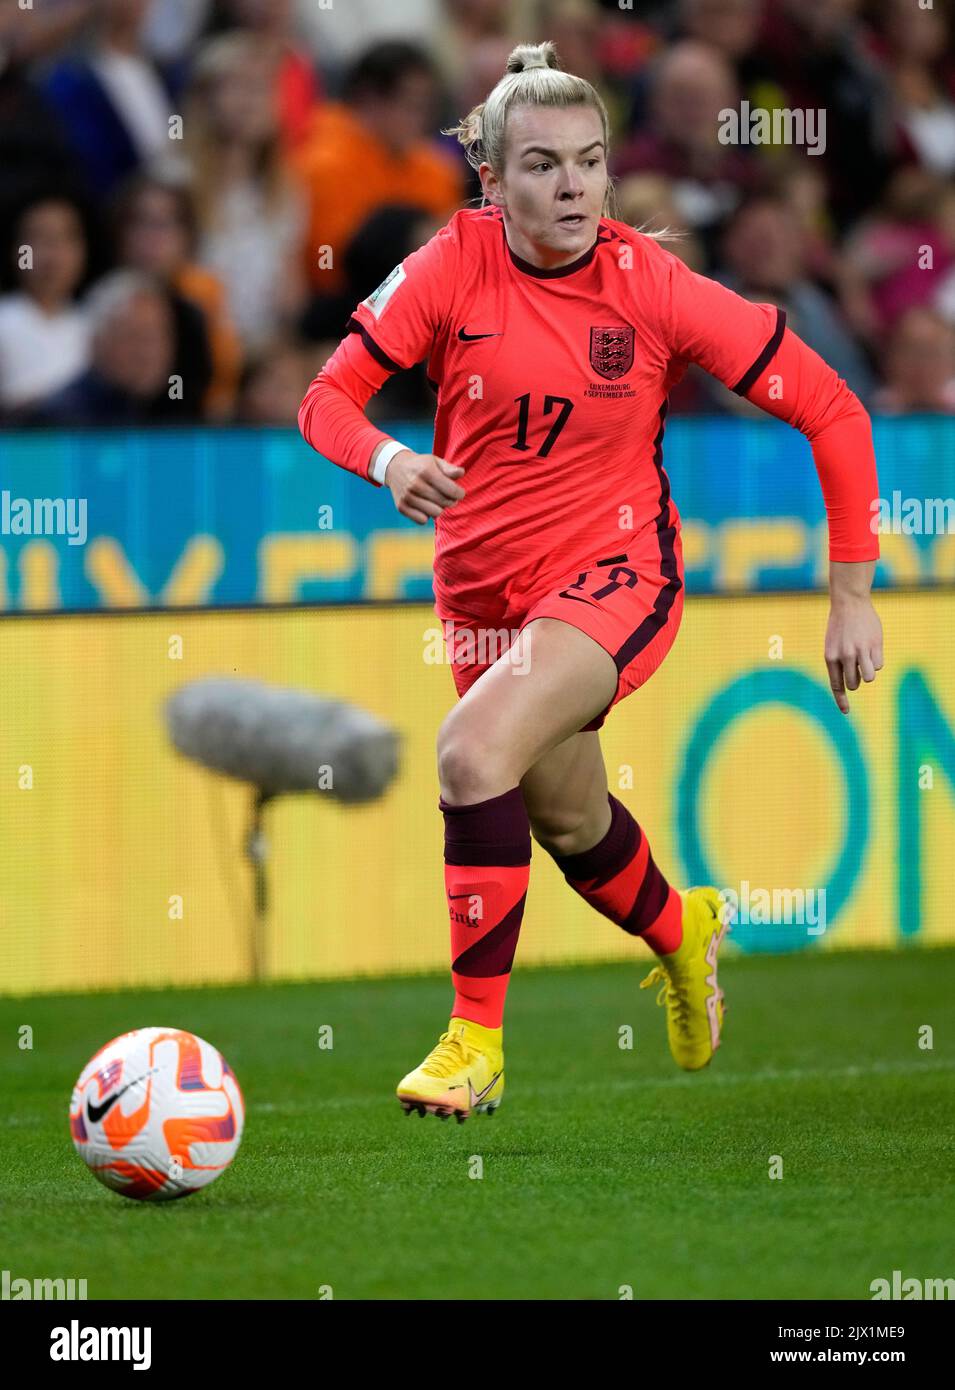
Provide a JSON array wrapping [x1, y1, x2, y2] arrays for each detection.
[[396, 1016, 504, 1122], [640, 886, 732, 1071]]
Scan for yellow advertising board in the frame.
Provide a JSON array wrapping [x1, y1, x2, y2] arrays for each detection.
[[1, 591, 952, 996]]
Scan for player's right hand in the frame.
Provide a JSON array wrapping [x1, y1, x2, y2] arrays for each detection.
[[383, 451, 466, 525]]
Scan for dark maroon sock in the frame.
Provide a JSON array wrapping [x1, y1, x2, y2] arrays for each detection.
[[552, 794, 683, 955], [440, 785, 532, 1028]]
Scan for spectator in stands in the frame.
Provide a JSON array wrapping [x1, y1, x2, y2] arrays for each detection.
[[872, 305, 955, 413], [33, 270, 181, 424], [0, 0, 94, 60], [113, 173, 241, 418], [763, 154, 883, 355], [534, 0, 605, 93], [293, 0, 438, 80], [933, 183, 955, 329], [717, 192, 876, 402], [292, 41, 463, 301], [304, 204, 444, 418], [181, 32, 307, 354], [443, 33, 524, 205], [208, 0, 321, 150], [679, 0, 764, 63], [0, 196, 92, 418], [234, 338, 311, 424], [0, 2, 90, 223], [535, 0, 633, 152], [614, 172, 714, 415], [0, 0, 949, 428], [40, 0, 173, 200], [844, 165, 955, 337], [754, 0, 900, 229], [140, 0, 213, 90], [873, 0, 955, 178], [614, 172, 706, 270], [622, 0, 768, 139], [775, 157, 840, 280], [433, 0, 537, 98], [343, 205, 446, 416], [612, 41, 765, 261]]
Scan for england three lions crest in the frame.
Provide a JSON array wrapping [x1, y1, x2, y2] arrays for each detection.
[[590, 326, 634, 380]]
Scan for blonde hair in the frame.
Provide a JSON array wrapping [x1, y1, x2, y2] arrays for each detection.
[[446, 40, 682, 240], [181, 33, 291, 234]]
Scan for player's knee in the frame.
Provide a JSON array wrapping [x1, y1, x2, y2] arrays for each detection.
[[436, 720, 505, 802]]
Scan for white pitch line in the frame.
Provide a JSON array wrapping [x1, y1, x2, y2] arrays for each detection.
[[249, 1057, 955, 1114], [538, 1057, 955, 1093]]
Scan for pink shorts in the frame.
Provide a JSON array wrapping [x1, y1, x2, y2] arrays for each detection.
[[440, 528, 684, 732]]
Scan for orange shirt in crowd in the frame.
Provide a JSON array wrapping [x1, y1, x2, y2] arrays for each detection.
[[292, 101, 464, 292], [175, 263, 244, 420]]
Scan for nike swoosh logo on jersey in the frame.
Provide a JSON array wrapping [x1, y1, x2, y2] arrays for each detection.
[[86, 1069, 156, 1123], [557, 590, 601, 610], [458, 327, 502, 342]]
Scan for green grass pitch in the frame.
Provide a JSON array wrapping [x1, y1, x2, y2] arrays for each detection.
[[2, 948, 953, 1300]]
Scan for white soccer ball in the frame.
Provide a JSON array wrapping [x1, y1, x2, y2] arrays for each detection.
[[69, 1027, 245, 1201]]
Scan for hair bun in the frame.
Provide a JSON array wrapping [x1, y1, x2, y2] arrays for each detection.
[[505, 41, 560, 75]]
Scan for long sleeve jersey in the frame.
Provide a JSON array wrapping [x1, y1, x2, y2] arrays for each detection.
[[299, 207, 880, 620]]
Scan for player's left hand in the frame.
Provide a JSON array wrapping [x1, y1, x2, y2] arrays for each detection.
[[824, 595, 884, 715]]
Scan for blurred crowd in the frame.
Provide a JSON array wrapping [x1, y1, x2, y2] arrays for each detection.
[[1, 0, 954, 428]]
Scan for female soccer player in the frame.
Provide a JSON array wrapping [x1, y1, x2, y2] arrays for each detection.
[[299, 42, 883, 1121]]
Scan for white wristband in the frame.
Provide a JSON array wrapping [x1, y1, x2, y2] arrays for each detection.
[[370, 438, 410, 486]]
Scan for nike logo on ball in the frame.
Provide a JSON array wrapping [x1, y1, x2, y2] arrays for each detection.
[[86, 1070, 156, 1123]]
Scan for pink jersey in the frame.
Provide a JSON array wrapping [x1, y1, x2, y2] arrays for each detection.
[[300, 206, 880, 619]]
